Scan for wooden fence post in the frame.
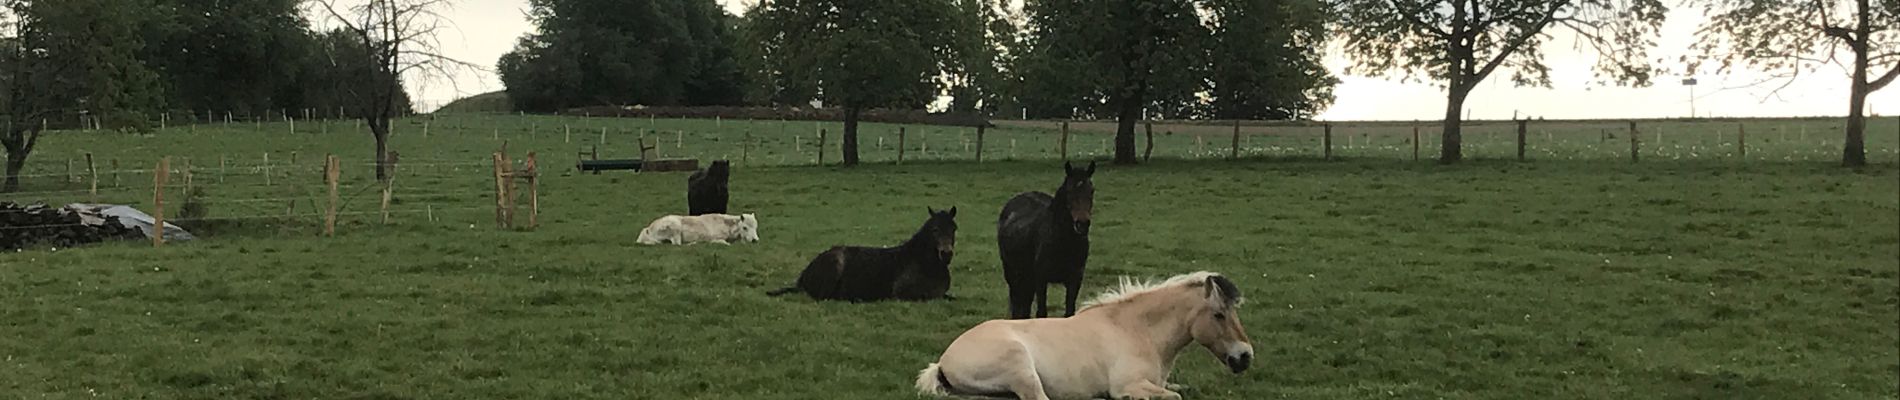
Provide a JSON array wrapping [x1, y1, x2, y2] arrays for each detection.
[[502, 152, 517, 229], [976, 125, 986, 163], [152, 157, 168, 247], [263, 153, 272, 186], [743, 128, 752, 164], [381, 158, 397, 224], [1231, 120, 1241, 160], [1060, 122, 1070, 161], [493, 151, 508, 229], [65, 158, 72, 183], [1628, 121, 1640, 163], [1323, 124, 1333, 160], [1412, 125, 1421, 161], [85, 153, 95, 202], [1737, 123, 1747, 159], [817, 128, 827, 166], [111, 159, 119, 188], [1516, 119, 1528, 161], [564, 125, 571, 143], [218, 155, 226, 183], [526, 152, 539, 230], [600, 127, 607, 145], [898, 127, 907, 164], [1143, 122, 1155, 162], [324, 155, 339, 236]]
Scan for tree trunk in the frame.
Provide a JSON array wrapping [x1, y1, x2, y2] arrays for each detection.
[[1440, 87, 1469, 164], [842, 106, 861, 166], [1844, 40, 1870, 167], [372, 117, 391, 181], [1113, 98, 1141, 165], [2, 150, 24, 193]]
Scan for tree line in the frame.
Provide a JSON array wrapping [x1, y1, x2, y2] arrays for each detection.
[[0, 0, 414, 192], [502, 0, 1895, 167]]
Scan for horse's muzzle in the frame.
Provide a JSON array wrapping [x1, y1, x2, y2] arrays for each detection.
[[1224, 353, 1252, 374]]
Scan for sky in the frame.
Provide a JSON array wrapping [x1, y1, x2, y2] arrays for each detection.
[[383, 0, 1899, 120]]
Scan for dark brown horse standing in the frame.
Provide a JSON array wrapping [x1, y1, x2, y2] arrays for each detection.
[[687, 160, 730, 215], [997, 161, 1095, 319], [767, 207, 958, 302]]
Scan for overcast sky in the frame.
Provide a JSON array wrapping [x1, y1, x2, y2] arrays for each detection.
[[389, 0, 1898, 120]]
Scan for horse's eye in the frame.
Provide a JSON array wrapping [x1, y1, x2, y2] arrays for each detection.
[[1213, 313, 1226, 321]]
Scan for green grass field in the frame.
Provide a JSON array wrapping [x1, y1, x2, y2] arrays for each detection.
[[2, 114, 1896, 399]]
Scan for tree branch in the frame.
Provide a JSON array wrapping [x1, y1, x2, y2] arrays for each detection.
[[1869, 63, 1900, 91], [1389, 0, 1448, 38], [1468, 0, 1567, 88]]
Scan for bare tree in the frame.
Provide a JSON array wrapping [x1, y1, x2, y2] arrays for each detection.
[[313, 0, 476, 181], [1691, 0, 1896, 167]]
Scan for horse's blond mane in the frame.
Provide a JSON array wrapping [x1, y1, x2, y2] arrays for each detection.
[[1080, 271, 1238, 311]]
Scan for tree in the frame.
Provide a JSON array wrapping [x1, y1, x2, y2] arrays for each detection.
[[0, 0, 163, 192], [142, 0, 310, 114], [1203, 0, 1337, 120], [498, 0, 745, 112], [1334, 0, 1666, 162], [314, 0, 473, 181], [1690, 0, 1895, 167], [1017, 0, 1208, 164], [943, 0, 1016, 114], [750, 0, 957, 166]]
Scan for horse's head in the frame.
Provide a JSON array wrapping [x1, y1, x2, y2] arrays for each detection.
[[1190, 274, 1253, 374], [707, 160, 732, 178], [1059, 161, 1096, 235], [925, 207, 958, 261], [732, 213, 760, 242]]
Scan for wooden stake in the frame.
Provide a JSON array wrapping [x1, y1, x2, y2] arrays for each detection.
[[1323, 124, 1333, 160], [525, 152, 539, 230], [493, 151, 508, 229], [111, 159, 119, 188], [1231, 120, 1241, 160], [1412, 125, 1421, 161], [600, 127, 607, 145], [1629, 121, 1640, 163], [85, 153, 95, 202], [263, 153, 272, 186], [976, 125, 987, 163], [817, 129, 827, 166], [1143, 122, 1154, 162], [324, 155, 339, 236], [898, 127, 907, 164], [218, 155, 226, 183], [1738, 123, 1747, 159], [742, 128, 752, 164], [565, 125, 571, 143], [1516, 119, 1528, 161], [381, 162, 395, 224], [1060, 122, 1070, 161], [152, 157, 168, 247]]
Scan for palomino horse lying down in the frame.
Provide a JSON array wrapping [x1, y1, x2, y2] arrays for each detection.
[[636, 213, 759, 245], [917, 271, 1252, 400]]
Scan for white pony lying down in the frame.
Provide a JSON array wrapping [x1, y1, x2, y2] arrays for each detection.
[[637, 213, 760, 245]]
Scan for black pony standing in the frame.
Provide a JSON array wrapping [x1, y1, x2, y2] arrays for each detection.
[[997, 161, 1095, 319], [687, 160, 730, 215], [768, 207, 958, 302]]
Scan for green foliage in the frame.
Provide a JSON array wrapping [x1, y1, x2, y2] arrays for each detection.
[[1332, 0, 1666, 92], [1015, 0, 1208, 120], [141, 0, 311, 114], [942, 0, 1016, 114], [498, 0, 746, 112], [1202, 0, 1336, 120], [746, 0, 959, 110]]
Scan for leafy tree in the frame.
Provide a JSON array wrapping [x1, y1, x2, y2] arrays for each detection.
[[1016, 0, 1208, 164], [499, 0, 745, 112], [1689, 0, 1895, 167], [142, 0, 310, 114], [1, 0, 163, 192], [943, 0, 1016, 114], [1203, 0, 1336, 120], [750, 0, 958, 166], [1333, 0, 1667, 162]]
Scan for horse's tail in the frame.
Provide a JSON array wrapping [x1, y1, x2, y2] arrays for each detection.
[[764, 286, 801, 297], [914, 362, 951, 396]]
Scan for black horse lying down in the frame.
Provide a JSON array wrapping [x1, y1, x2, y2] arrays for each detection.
[[768, 207, 958, 302]]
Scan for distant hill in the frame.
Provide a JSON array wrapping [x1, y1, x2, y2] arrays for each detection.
[[434, 91, 513, 114]]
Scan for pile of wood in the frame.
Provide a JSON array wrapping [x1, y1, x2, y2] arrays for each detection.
[[0, 202, 142, 250]]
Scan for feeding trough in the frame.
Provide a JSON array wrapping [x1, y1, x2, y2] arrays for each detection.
[[576, 139, 699, 173]]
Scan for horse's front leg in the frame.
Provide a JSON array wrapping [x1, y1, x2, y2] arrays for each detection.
[[1111, 381, 1180, 400], [1062, 277, 1083, 317], [1033, 284, 1050, 318]]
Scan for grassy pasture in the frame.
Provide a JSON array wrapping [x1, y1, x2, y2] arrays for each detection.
[[0, 114, 1896, 399]]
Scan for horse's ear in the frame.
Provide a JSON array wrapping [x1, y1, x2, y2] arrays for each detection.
[[1085, 161, 1096, 176], [1063, 161, 1075, 175], [927, 206, 937, 215], [948, 206, 957, 217]]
